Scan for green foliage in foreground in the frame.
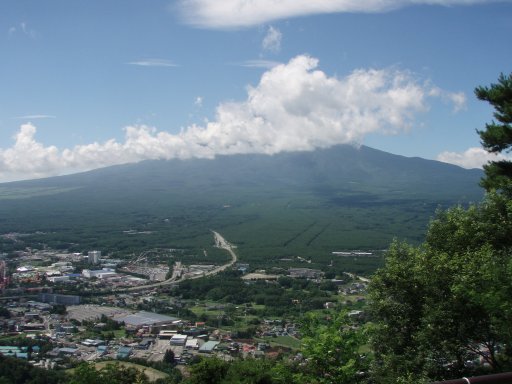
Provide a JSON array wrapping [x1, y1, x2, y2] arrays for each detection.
[[297, 312, 370, 383], [366, 74, 512, 383], [69, 361, 180, 384], [184, 312, 370, 384], [0, 354, 67, 384], [69, 362, 144, 384], [369, 192, 512, 383]]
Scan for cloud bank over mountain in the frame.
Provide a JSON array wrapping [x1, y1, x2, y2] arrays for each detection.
[[437, 147, 511, 170], [0, 55, 464, 182]]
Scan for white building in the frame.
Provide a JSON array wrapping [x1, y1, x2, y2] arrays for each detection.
[[82, 268, 116, 279], [88, 251, 101, 265], [48, 276, 70, 283], [170, 334, 188, 346], [185, 338, 199, 349]]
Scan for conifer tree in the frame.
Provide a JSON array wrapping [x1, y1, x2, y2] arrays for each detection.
[[475, 73, 512, 195]]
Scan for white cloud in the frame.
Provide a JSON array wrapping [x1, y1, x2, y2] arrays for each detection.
[[0, 124, 62, 180], [8, 22, 36, 38], [437, 147, 512, 169], [448, 92, 466, 112], [428, 86, 466, 112], [177, 0, 503, 29], [127, 59, 177, 67], [237, 59, 282, 69], [0, 55, 464, 182], [14, 114, 56, 120], [262, 26, 282, 53], [195, 96, 203, 106]]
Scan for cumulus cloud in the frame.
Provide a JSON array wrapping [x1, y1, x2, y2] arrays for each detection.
[[0, 55, 464, 182], [177, 0, 502, 29], [0, 124, 62, 180], [437, 147, 512, 169], [262, 26, 282, 53]]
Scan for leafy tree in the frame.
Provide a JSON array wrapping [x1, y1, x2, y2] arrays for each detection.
[[99, 314, 122, 330], [475, 73, 512, 195], [222, 359, 275, 384], [185, 357, 279, 384], [0, 354, 67, 384], [163, 349, 175, 366], [295, 312, 370, 384], [68, 363, 99, 384], [50, 304, 67, 315], [0, 306, 11, 318], [367, 242, 430, 383], [369, 194, 512, 382], [367, 74, 512, 382], [185, 357, 229, 384], [423, 194, 512, 371], [125, 357, 182, 382], [69, 362, 150, 384]]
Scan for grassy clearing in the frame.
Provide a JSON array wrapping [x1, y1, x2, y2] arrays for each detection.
[[257, 335, 302, 350], [69, 361, 169, 382], [0, 333, 27, 342], [101, 329, 126, 339]]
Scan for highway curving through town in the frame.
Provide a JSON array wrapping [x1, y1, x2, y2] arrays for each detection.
[[119, 231, 237, 293]]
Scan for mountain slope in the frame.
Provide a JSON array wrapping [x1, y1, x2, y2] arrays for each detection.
[[0, 145, 483, 267]]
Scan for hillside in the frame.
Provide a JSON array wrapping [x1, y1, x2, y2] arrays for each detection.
[[0, 145, 483, 268]]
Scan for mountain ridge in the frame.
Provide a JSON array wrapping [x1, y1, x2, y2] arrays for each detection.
[[3, 144, 481, 193], [0, 145, 484, 266]]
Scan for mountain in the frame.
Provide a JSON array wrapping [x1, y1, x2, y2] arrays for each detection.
[[0, 145, 483, 268]]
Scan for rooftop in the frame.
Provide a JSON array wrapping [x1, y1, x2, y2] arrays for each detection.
[[115, 311, 178, 327]]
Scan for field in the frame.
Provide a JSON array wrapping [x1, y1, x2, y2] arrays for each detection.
[[69, 361, 169, 382]]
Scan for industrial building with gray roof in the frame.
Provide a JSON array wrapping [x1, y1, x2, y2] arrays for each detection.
[[114, 311, 179, 328]]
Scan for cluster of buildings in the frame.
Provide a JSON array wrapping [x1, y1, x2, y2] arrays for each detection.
[[0, 296, 306, 368], [288, 268, 324, 280], [340, 281, 368, 296], [9, 250, 106, 285], [258, 319, 299, 338], [0, 243, 375, 372], [1, 248, 164, 295], [120, 264, 169, 281]]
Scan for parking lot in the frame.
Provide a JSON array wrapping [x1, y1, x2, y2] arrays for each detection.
[[130, 338, 182, 362], [67, 305, 132, 323]]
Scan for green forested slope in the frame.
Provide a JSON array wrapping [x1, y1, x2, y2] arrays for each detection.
[[0, 145, 482, 267]]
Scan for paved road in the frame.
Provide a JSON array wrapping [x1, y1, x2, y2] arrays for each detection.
[[343, 271, 371, 283], [118, 231, 237, 293], [209, 231, 238, 273]]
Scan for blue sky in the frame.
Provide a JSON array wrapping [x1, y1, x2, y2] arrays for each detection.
[[1, 0, 511, 182]]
